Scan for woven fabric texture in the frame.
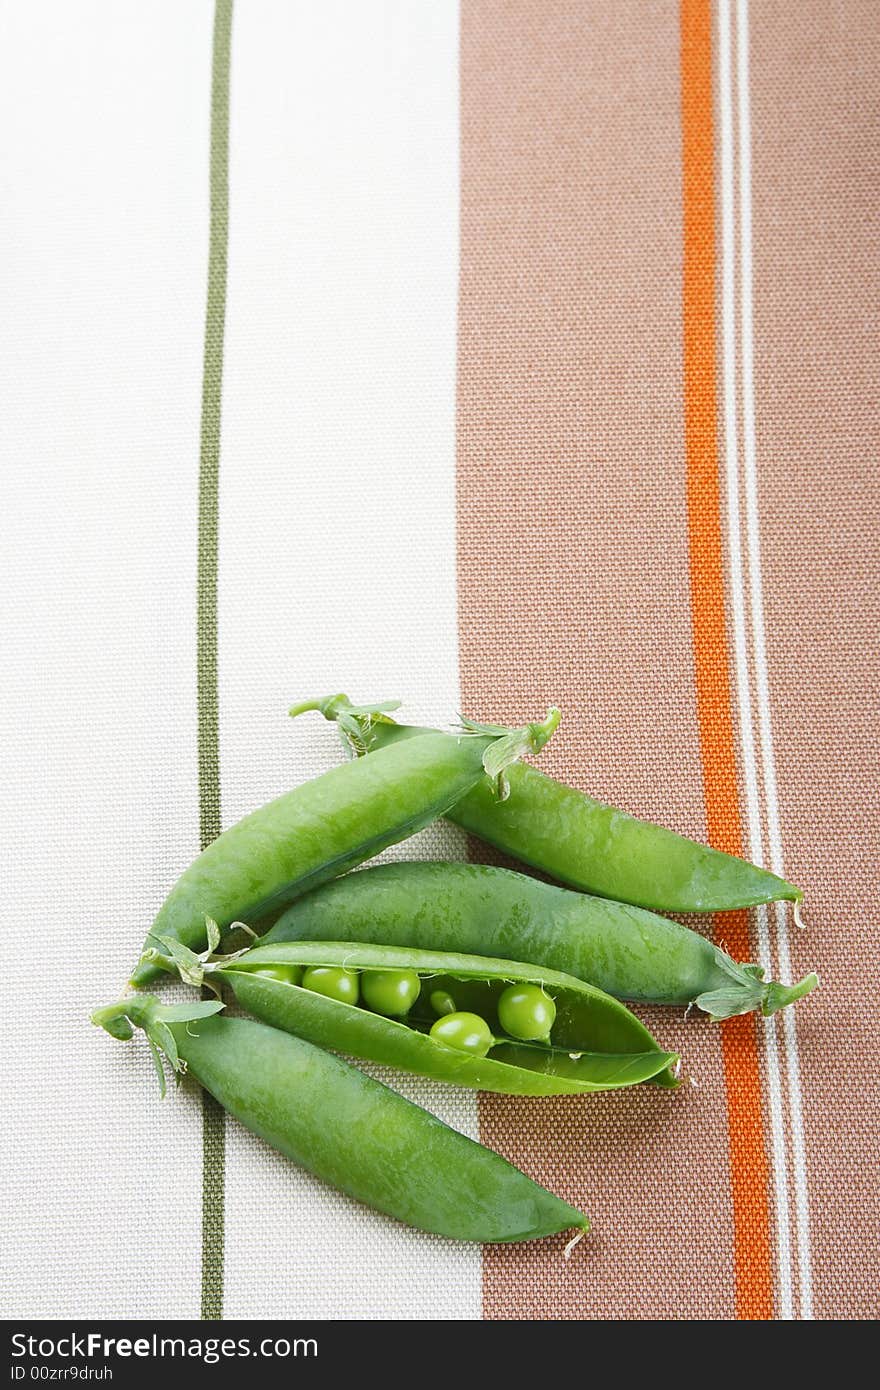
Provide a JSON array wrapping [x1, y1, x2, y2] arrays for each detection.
[[1, 0, 876, 1321]]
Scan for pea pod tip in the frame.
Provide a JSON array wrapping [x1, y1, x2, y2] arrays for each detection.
[[564, 1225, 589, 1258]]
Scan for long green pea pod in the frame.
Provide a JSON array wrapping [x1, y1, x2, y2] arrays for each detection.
[[92, 997, 588, 1244], [130, 707, 559, 988], [191, 940, 680, 1092], [263, 862, 818, 1021], [296, 696, 803, 916]]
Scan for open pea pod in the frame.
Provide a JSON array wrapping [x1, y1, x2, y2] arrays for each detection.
[[214, 941, 681, 1094]]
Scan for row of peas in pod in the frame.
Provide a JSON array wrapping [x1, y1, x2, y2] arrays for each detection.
[[256, 960, 553, 1053], [95, 695, 817, 1246], [259, 961, 556, 1050]]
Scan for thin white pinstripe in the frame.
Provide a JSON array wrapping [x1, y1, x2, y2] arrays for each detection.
[[735, 0, 814, 1319], [716, 0, 813, 1321]]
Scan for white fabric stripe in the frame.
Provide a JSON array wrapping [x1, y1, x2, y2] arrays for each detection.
[[736, 0, 814, 1319], [216, 0, 475, 1318], [716, 0, 794, 1319], [0, 0, 214, 1316]]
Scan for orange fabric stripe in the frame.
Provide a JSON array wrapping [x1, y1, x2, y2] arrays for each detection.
[[679, 0, 774, 1320]]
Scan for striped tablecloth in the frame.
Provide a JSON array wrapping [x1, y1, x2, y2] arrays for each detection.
[[2, 0, 877, 1321]]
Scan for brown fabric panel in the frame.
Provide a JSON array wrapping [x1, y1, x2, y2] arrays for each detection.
[[458, 0, 736, 1319], [749, 0, 880, 1321]]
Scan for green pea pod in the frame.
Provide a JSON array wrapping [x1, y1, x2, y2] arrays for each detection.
[[197, 940, 681, 1091], [92, 997, 588, 1244], [264, 862, 818, 1021], [295, 696, 802, 916], [130, 708, 559, 988]]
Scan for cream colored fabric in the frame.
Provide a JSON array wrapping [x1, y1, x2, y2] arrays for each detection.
[[1, 0, 474, 1320]]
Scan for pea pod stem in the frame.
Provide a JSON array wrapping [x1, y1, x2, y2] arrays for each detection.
[[92, 999, 589, 1244], [130, 708, 558, 988], [296, 695, 803, 916], [263, 861, 819, 1022], [745, 972, 819, 1017], [91, 995, 225, 1096]]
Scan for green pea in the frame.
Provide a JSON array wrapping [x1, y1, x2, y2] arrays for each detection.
[[251, 963, 303, 987], [362, 969, 421, 1017], [498, 983, 556, 1042], [429, 989, 457, 1018], [302, 965, 359, 1006], [429, 1011, 494, 1058]]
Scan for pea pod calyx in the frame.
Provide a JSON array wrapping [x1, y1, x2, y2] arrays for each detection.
[[456, 709, 561, 799], [289, 694, 401, 759], [91, 995, 225, 1096], [141, 915, 253, 986], [696, 953, 820, 1022]]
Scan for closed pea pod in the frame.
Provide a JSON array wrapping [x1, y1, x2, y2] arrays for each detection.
[[297, 696, 803, 916], [263, 861, 818, 1021], [169, 939, 681, 1093], [130, 706, 559, 988], [91, 997, 588, 1244]]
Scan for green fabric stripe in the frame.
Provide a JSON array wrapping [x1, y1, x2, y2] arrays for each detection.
[[198, 0, 233, 1323]]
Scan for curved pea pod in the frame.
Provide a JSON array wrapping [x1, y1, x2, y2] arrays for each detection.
[[92, 997, 588, 1244], [211, 941, 681, 1091], [130, 707, 559, 988], [296, 696, 803, 916], [264, 861, 818, 1021]]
